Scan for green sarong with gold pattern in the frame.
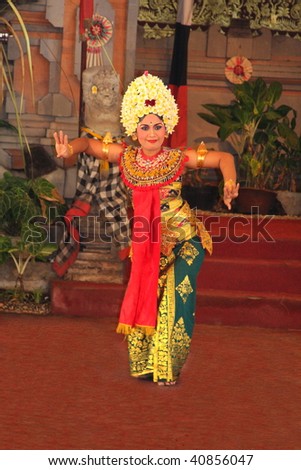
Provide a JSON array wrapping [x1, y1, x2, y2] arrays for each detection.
[[127, 180, 211, 383]]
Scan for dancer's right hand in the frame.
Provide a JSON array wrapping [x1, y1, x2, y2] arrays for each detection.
[[53, 130, 71, 158]]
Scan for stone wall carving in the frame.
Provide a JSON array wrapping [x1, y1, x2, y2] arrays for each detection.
[[138, 1, 301, 40]]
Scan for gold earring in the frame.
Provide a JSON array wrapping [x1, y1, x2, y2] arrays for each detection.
[[132, 133, 137, 141]]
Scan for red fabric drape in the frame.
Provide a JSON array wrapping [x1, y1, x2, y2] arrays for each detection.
[[168, 82, 188, 149], [52, 200, 91, 278], [117, 189, 161, 334]]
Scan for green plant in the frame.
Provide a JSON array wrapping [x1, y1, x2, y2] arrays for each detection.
[[273, 127, 301, 192], [198, 78, 299, 190], [0, 119, 17, 131], [0, 172, 66, 292], [0, 0, 35, 162], [32, 287, 44, 304]]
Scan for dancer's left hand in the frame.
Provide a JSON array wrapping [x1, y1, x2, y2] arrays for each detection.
[[223, 180, 239, 210]]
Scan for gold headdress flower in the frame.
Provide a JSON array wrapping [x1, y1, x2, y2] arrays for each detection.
[[121, 71, 179, 136]]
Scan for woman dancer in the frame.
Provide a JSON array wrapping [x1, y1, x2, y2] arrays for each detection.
[[54, 72, 239, 385]]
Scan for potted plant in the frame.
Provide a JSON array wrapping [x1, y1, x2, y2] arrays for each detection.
[[0, 172, 66, 313], [198, 77, 299, 214]]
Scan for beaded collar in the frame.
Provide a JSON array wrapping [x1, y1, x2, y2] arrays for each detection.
[[120, 145, 185, 190]]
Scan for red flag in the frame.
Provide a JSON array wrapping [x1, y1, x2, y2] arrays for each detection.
[[80, 0, 94, 35], [168, 0, 193, 149]]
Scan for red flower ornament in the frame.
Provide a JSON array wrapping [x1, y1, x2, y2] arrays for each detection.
[[145, 99, 156, 106], [225, 56, 253, 84]]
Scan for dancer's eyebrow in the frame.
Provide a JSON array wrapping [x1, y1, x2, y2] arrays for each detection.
[[138, 121, 163, 128]]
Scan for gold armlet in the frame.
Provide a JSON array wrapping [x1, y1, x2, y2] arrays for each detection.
[[196, 141, 208, 168], [102, 143, 109, 160], [102, 131, 113, 160]]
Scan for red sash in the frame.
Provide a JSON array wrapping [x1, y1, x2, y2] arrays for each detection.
[[117, 188, 161, 335]]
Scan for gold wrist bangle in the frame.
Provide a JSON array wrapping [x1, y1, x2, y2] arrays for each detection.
[[67, 144, 73, 156], [224, 179, 236, 190], [196, 141, 208, 168]]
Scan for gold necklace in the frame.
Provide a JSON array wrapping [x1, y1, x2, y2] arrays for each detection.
[[121, 146, 184, 189]]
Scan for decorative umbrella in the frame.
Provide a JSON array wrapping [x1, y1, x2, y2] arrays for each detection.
[[84, 14, 113, 68]]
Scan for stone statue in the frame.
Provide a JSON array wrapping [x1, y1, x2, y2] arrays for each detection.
[[81, 66, 122, 137], [52, 66, 130, 278]]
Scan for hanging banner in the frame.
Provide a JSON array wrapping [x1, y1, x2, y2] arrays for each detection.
[[168, 0, 194, 149], [79, 0, 94, 36]]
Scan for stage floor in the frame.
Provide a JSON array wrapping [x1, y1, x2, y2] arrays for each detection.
[[1, 313, 300, 450]]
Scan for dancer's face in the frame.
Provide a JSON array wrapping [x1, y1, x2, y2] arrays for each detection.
[[136, 114, 166, 156]]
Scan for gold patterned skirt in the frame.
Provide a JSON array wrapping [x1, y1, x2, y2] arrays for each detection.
[[127, 236, 205, 383]]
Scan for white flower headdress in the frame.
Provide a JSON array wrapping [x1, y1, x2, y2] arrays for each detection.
[[121, 71, 179, 136]]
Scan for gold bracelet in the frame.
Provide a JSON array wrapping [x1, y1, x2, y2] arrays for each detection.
[[196, 141, 208, 168], [67, 144, 73, 156], [224, 179, 236, 190]]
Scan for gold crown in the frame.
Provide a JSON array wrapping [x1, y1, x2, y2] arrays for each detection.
[[120, 71, 179, 136]]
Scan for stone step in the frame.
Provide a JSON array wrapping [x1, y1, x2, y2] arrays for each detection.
[[51, 281, 125, 318], [65, 250, 124, 284], [50, 214, 301, 330], [198, 256, 301, 295], [69, 250, 117, 261], [80, 245, 112, 253], [200, 213, 301, 260], [68, 258, 123, 273], [67, 262, 123, 274], [64, 272, 123, 284], [50, 281, 301, 330], [197, 288, 301, 330], [210, 236, 301, 260]]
